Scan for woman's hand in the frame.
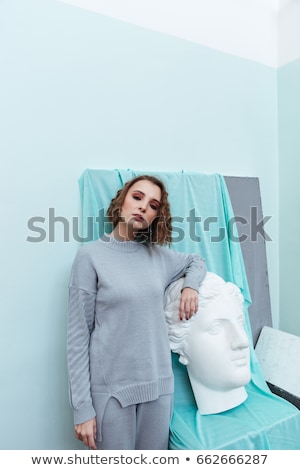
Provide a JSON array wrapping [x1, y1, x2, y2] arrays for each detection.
[[75, 417, 97, 450], [180, 287, 199, 320]]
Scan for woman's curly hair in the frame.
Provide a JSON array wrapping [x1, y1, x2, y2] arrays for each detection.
[[106, 175, 172, 245]]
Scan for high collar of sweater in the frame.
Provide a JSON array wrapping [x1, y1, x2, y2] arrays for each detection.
[[100, 233, 146, 253]]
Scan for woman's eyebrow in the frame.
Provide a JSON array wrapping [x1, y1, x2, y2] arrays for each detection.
[[132, 190, 160, 204]]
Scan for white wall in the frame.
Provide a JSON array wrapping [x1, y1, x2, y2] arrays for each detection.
[[278, 58, 300, 336], [59, 0, 300, 67], [278, 0, 300, 65], [0, 0, 296, 451]]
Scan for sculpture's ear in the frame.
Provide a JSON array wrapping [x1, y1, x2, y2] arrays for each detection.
[[178, 354, 189, 366]]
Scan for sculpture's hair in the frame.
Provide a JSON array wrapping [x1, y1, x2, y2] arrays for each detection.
[[164, 272, 244, 359], [106, 175, 172, 245]]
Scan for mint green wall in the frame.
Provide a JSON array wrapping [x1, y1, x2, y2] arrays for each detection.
[[0, 0, 278, 449], [278, 58, 300, 337]]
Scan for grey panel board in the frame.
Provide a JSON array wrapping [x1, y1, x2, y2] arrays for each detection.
[[224, 176, 272, 346]]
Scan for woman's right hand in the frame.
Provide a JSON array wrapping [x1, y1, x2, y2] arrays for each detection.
[[74, 417, 97, 450]]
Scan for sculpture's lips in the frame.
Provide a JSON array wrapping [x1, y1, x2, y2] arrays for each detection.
[[233, 355, 249, 365]]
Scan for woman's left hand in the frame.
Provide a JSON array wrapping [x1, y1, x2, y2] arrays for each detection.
[[179, 287, 199, 321]]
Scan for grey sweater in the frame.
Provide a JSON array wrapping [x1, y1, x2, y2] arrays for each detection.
[[67, 234, 206, 426]]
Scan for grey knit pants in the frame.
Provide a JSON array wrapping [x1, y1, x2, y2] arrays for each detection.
[[95, 394, 173, 450]]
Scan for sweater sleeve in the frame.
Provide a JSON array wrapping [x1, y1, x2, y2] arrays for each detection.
[[67, 247, 97, 425], [164, 248, 207, 292]]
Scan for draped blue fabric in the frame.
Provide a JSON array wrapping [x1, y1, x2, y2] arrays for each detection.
[[78, 168, 300, 449]]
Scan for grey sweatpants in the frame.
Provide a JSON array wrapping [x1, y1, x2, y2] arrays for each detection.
[[95, 394, 173, 450]]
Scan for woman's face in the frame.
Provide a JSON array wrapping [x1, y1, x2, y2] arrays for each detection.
[[184, 294, 250, 391], [120, 180, 161, 236]]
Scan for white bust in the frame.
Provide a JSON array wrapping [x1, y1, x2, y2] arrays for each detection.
[[164, 272, 251, 414]]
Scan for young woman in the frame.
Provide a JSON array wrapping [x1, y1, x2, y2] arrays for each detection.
[[67, 175, 206, 450]]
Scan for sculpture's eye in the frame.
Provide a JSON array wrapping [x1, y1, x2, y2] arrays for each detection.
[[207, 321, 223, 335]]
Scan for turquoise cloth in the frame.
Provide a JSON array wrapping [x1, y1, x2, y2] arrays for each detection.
[[78, 168, 300, 449]]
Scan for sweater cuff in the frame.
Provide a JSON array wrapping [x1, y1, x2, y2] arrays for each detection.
[[182, 279, 200, 292], [73, 404, 96, 426], [182, 273, 206, 292]]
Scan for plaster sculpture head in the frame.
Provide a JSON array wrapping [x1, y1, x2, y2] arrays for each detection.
[[164, 272, 251, 414]]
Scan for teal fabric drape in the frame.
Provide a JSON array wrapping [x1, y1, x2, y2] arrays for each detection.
[[78, 168, 300, 449]]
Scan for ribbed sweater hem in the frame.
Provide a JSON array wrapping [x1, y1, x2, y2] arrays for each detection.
[[91, 375, 174, 408], [114, 376, 174, 407]]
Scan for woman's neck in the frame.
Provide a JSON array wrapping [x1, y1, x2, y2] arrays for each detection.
[[109, 224, 136, 242]]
